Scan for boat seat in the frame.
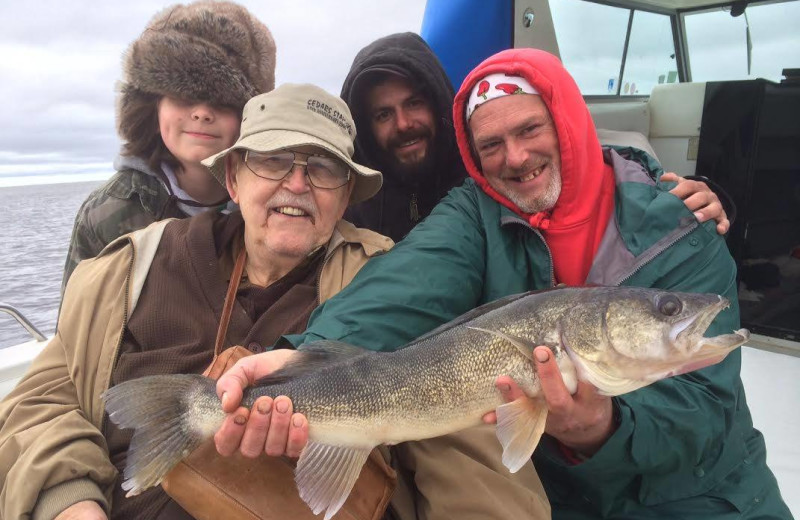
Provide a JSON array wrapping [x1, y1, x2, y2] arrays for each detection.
[[648, 82, 706, 176], [596, 128, 659, 163], [589, 82, 708, 176]]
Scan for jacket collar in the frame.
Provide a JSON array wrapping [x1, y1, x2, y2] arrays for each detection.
[[328, 220, 394, 258], [107, 156, 172, 216]]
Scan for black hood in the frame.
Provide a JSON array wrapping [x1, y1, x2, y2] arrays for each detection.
[[341, 32, 467, 241], [341, 32, 466, 193]]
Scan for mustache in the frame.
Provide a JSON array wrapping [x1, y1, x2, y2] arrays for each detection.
[[266, 191, 318, 220], [387, 127, 433, 149]]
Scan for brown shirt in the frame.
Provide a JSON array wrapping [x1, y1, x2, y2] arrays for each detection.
[[105, 211, 323, 520]]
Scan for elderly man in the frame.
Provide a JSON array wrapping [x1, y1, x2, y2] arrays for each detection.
[[341, 32, 729, 242], [218, 51, 791, 519], [0, 84, 546, 520]]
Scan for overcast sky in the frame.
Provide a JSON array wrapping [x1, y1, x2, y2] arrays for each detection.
[[0, 0, 427, 186], [1, 0, 797, 187]]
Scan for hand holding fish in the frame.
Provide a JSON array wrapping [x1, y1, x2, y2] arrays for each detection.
[[485, 345, 617, 457], [214, 349, 309, 459]]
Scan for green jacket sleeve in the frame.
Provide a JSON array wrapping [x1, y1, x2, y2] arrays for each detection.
[[62, 196, 108, 292], [538, 222, 749, 508], [292, 184, 488, 351]]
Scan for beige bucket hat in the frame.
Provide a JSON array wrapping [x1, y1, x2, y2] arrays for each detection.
[[204, 83, 382, 205]]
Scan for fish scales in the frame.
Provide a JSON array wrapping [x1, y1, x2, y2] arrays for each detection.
[[241, 322, 538, 445]]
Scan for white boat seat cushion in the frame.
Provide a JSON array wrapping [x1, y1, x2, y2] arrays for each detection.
[[596, 128, 659, 163]]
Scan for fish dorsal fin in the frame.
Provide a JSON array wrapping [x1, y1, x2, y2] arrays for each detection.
[[495, 397, 547, 473], [255, 341, 372, 385], [467, 327, 534, 360], [405, 291, 537, 347], [297, 339, 370, 357], [295, 442, 372, 520]]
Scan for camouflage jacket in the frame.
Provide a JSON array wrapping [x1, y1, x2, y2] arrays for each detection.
[[61, 156, 188, 291]]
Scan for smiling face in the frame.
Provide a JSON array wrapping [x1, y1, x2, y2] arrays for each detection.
[[366, 76, 437, 179], [158, 96, 240, 170], [225, 145, 354, 264], [469, 94, 562, 214]]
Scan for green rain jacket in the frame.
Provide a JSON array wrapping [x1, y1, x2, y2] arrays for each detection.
[[289, 153, 785, 518]]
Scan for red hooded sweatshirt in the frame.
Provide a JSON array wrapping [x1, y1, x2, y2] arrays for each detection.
[[453, 49, 615, 286]]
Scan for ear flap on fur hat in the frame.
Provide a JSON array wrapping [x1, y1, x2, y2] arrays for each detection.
[[121, 1, 275, 110]]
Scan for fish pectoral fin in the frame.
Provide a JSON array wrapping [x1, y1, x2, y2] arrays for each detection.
[[295, 442, 371, 520], [467, 327, 534, 360], [579, 365, 650, 396], [495, 397, 547, 473]]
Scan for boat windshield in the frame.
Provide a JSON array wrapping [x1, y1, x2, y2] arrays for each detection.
[[684, 1, 800, 82], [549, 0, 800, 96]]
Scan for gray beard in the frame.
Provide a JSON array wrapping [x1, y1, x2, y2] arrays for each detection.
[[500, 164, 562, 214]]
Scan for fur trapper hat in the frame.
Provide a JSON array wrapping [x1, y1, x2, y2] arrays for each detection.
[[120, 1, 275, 111]]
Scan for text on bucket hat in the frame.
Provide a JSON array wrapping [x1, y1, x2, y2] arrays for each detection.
[[203, 84, 383, 205]]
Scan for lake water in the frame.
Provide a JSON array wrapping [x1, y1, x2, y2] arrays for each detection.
[[0, 181, 102, 348]]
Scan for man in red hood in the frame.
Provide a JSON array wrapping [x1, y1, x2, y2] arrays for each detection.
[[449, 48, 790, 518]]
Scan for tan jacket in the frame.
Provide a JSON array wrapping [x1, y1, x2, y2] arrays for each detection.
[[0, 219, 549, 520]]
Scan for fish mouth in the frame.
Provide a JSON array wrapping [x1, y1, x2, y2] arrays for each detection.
[[668, 295, 749, 372]]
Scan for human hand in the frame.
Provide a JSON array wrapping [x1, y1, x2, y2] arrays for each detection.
[[483, 346, 616, 457], [54, 500, 107, 520], [662, 172, 729, 235], [214, 349, 309, 459]]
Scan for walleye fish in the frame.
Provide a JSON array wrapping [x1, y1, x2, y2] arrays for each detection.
[[104, 286, 749, 519]]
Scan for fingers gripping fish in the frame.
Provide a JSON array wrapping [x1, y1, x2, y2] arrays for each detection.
[[103, 286, 749, 519]]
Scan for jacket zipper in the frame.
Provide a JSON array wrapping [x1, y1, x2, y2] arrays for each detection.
[[615, 220, 699, 286], [532, 227, 557, 287], [100, 241, 135, 432], [315, 238, 346, 305], [409, 193, 420, 222], [502, 217, 556, 287]]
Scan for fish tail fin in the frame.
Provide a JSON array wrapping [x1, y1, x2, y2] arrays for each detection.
[[495, 397, 548, 473], [103, 373, 220, 496]]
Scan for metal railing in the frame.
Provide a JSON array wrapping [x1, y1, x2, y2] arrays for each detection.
[[0, 303, 47, 342]]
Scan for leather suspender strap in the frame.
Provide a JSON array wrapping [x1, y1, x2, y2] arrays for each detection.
[[213, 245, 247, 357]]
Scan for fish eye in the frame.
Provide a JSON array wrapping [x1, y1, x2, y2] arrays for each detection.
[[657, 295, 682, 317]]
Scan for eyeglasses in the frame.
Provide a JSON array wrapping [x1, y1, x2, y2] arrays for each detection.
[[243, 150, 351, 189]]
